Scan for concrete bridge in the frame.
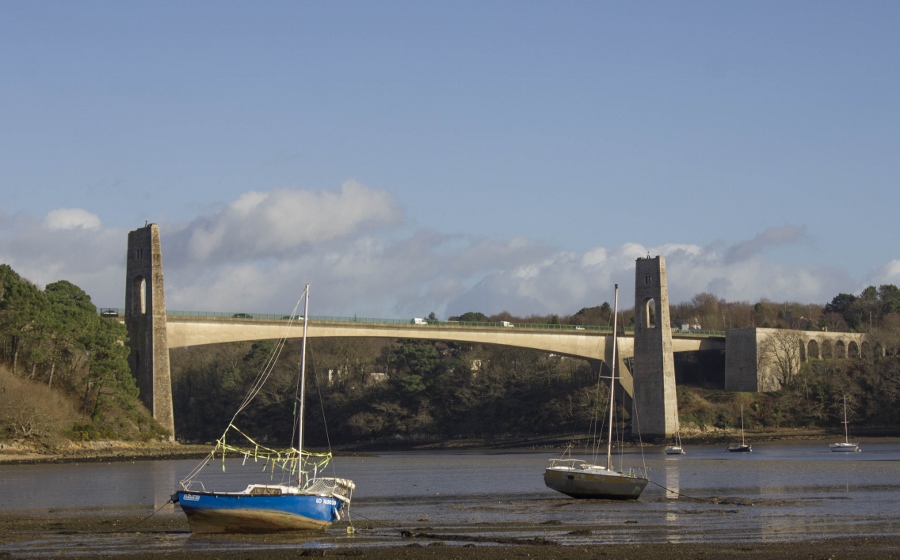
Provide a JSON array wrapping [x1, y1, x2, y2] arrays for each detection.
[[122, 224, 724, 440], [120, 224, 741, 441], [166, 314, 727, 398]]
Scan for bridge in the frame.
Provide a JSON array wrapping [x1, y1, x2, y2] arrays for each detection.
[[165, 313, 726, 392], [121, 224, 721, 440], [125, 223, 824, 442]]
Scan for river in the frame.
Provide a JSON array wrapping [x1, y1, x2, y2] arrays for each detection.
[[2, 441, 900, 556]]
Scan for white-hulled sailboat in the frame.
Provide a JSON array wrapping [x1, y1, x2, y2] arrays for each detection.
[[726, 404, 752, 452], [173, 285, 355, 533], [830, 395, 860, 453], [665, 431, 685, 455], [543, 284, 649, 500]]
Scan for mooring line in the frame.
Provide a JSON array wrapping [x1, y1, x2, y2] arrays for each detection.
[[647, 479, 720, 504], [103, 498, 175, 533]]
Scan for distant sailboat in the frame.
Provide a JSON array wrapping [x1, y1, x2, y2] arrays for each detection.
[[665, 396, 686, 455], [665, 431, 685, 455], [726, 404, 752, 453], [830, 395, 860, 453]]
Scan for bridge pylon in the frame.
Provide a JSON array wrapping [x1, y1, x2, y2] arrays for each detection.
[[125, 224, 175, 440], [632, 256, 679, 437]]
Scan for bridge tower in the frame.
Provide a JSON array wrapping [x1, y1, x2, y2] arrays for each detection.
[[632, 255, 678, 437], [125, 224, 174, 440]]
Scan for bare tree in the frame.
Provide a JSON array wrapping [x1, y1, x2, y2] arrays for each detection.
[[757, 329, 806, 389]]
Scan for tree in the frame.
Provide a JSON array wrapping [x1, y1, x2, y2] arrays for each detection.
[[758, 329, 806, 389], [451, 311, 488, 323], [0, 265, 47, 375], [824, 293, 859, 328], [879, 285, 900, 316]]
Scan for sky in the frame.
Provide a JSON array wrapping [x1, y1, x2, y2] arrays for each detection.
[[2, 1, 899, 320]]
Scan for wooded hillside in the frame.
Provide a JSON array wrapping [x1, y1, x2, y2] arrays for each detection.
[[0, 265, 167, 448]]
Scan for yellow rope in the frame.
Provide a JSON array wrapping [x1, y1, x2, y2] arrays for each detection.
[[209, 424, 334, 482]]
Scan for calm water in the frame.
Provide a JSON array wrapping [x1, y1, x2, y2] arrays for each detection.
[[2, 441, 900, 555]]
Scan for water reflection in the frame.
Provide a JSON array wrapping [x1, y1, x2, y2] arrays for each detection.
[[663, 460, 680, 499]]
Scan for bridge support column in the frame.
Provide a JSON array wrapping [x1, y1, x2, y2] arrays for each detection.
[[632, 256, 678, 438], [125, 224, 174, 440]]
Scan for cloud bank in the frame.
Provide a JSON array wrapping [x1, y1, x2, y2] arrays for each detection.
[[0, 182, 877, 320]]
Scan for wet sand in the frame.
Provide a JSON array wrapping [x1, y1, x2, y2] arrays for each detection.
[[1, 509, 898, 559]]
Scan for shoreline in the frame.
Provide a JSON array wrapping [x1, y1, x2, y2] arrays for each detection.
[[2, 427, 898, 465]]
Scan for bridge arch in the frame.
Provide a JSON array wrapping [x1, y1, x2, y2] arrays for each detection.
[[807, 340, 820, 360]]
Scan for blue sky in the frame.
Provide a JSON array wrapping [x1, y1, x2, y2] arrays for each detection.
[[2, 1, 899, 320]]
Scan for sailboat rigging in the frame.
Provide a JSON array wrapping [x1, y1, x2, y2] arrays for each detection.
[[172, 284, 355, 533], [726, 404, 752, 452], [829, 394, 860, 453], [543, 284, 649, 499]]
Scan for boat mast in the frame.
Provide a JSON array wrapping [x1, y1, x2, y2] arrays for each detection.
[[607, 284, 619, 471], [843, 394, 849, 444], [297, 284, 310, 469], [740, 404, 745, 446]]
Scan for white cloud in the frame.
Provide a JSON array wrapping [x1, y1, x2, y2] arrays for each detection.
[[866, 260, 900, 288], [43, 208, 102, 231], [168, 180, 402, 263], [0, 191, 887, 321], [0, 211, 123, 305], [724, 225, 809, 264]]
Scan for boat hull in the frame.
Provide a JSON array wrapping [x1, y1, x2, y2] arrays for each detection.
[[664, 446, 685, 455], [829, 443, 860, 452], [726, 444, 752, 452], [543, 467, 648, 500], [174, 491, 345, 533]]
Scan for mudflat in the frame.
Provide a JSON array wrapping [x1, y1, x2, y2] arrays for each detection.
[[1, 509, 897, 560]]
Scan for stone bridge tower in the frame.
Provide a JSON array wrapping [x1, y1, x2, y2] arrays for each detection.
[[125, 224, 174, 440], [632, 256, 678, 437]]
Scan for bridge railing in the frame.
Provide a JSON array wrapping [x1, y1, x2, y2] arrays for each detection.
[[97, 307, 725, 336], [163, 309, 621, 332]]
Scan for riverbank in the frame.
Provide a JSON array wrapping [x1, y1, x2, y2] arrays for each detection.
[[0, 440, 213, 464], [2, 425, 898, 464]]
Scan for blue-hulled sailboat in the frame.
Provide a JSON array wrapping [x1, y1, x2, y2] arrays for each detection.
[[173, 285, 355, 533]]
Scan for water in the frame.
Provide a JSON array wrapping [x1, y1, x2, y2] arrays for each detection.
[[2, 441, 900, 556]]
